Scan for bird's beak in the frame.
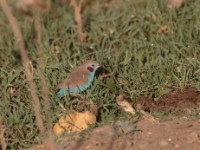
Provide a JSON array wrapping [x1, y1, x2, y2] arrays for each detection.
[[97, 64, 102, 68]]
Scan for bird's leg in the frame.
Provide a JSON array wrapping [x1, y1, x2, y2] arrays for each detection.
[[76, 85, 81, 93], [67, 83, 71, 96]]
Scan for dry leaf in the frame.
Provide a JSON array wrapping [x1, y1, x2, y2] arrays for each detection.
[[53, 111, 96, 135], [137, 104, 159, 123], [157, 25, 169, 35], [167, 0, 183, 9], [116, 95, 135, 115], [151, 13, 157, 23], [140, 110, 159, 123]]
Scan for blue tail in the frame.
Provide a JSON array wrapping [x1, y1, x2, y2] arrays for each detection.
[[57, 88, 68, 97]]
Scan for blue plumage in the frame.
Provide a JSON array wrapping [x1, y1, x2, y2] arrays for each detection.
[[55, 60, 101, 97]]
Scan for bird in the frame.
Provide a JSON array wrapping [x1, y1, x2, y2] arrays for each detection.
[[55, 60, 101, 97]]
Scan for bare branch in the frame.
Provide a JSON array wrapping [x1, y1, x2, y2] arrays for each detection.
[[70, 0, 87, 41], [0, 118, 6, 150], [34, 9, 56, 150], [0, 0, 45, 135]]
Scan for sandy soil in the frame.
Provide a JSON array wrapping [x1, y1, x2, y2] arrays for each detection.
[[56, 118, 200, 150]]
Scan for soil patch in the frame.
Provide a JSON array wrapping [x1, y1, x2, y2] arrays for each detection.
[[136, 88, 200, 112], [24, 88, 200, 150], [132, 119, 200, 150], [25, 118, 200, 150]]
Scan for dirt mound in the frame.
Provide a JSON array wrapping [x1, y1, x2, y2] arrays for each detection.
[[137, 88, 200, 112], [55, 119, 200, 150]]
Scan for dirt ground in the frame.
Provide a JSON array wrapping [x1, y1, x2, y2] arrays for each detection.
[[26, 88, 200, 150], [56, 118, 200, 150]]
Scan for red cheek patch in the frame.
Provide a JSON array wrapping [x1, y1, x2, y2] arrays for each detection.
[[87, 66, 94, 72]]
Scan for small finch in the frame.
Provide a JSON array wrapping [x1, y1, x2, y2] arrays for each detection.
[[55, 60, 101, 97]]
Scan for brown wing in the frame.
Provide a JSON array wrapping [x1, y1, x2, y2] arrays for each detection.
[[55, 67, 89, 90]]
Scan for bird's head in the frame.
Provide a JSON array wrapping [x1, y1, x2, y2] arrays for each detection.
[[83, 60, 102, 73]]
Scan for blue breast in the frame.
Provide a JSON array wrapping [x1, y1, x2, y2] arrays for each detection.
[[57, 72, 95, 97]]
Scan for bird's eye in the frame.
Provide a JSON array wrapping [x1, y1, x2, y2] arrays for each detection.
[[91, 64, 95, 67]]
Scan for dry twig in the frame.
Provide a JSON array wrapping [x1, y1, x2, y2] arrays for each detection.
[[34, 9, 56, 150], [0, 0, 45, 136], [70, 0, 87, 41], [34, 9, 51, 128], [0, 118, 6, 150]]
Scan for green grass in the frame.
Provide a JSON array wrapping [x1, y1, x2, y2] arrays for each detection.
[[0, 0, 200, 149]]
